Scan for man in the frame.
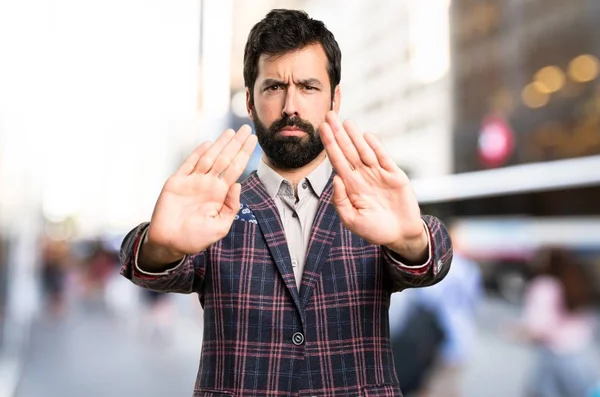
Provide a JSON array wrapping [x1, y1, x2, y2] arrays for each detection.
[[120, 9, 452, 397]]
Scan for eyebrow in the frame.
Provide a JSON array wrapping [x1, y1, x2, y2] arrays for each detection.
[[261, 78, 324, 89]]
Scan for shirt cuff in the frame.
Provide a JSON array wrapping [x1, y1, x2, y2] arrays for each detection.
[[134, 227, 186, 276], [383, 219, 433, 269]]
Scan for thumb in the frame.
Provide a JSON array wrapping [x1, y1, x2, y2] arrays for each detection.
[[221, 183, 241, 220], [332, 175, 354, 225], [332, 175, 348, 205]]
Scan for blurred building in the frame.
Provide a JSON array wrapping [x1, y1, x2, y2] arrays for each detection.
[[416, 0, 600, 302], [0, 0, 203, 374], [1, 0, 202, 238], [446, 0, 600, 216], [452, 0, 600, 171]]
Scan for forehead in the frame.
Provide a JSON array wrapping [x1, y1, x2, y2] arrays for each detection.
[[256, 43, 329, 81]]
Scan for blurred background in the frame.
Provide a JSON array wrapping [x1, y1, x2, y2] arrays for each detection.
[[0, 0, 599, 396]]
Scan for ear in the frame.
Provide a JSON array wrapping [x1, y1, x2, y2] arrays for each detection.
[[332, 85, 341, 113], [246, 87, 254, 121]]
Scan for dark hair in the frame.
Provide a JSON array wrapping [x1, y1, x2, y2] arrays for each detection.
[[243, 9, 342, 105], [538, 247, 595, 311]]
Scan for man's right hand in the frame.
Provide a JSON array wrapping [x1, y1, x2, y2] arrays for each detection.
[[139, 125, 258, 270]]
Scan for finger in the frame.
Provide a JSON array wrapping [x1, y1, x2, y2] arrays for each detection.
[[221, 183, 241, 221], [364, 133, 397, 172], [320, 121, 353, 179], [209, 125, 252, 176], [332, 175, 354, 227], [343, 120, 378, 167], [325, 111, 363, 168], [176, 141, 212, 176], [221, 133, 258, 185], [193, 129, 236, 174]]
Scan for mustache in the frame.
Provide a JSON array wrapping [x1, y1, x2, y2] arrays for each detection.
[[269, 116, 315, 135]]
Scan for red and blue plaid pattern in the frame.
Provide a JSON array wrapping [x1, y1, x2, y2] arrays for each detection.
[[120, 171, 452, 397]]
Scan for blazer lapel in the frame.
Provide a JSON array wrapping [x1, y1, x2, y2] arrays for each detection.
[[299, 175, 339, 308], [241, 172, 302, 313]]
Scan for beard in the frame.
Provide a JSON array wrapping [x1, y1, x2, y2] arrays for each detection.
[[252, 109, 325, 170]]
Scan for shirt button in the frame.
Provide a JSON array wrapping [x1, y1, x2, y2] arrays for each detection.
[[292, 332, 305, 346], [292, 212, 298, 218], [302, 182, 308, 189], [291, 259, 298, 267]]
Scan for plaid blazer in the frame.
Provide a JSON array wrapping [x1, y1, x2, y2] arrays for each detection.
[[120, 171, 452, 397]]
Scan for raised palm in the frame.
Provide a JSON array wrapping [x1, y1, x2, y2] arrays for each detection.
[[320, 112, 427, 261], [147, 126, 257, 259]]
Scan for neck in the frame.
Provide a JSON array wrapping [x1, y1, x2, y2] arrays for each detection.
[[263, 152, 327, 189]]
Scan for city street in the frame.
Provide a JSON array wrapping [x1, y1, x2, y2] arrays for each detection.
[[14, 294, 203, 397], [9, 293, 551, 397]]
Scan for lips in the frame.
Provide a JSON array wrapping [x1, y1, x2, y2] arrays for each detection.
[[278, 127, 306, 137]]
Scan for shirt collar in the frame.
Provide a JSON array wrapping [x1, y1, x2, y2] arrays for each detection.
[[256, 157, 333, 199], [305, 157, 332, 197]]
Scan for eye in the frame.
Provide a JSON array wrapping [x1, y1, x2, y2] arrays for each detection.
[[265, 85, 282, 92], [303, 85, 318, 91]]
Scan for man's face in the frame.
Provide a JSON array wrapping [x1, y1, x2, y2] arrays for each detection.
[[247, 43, 341, 170]]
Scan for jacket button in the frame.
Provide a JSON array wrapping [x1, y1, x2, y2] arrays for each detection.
[[292, 332, 304, 345]]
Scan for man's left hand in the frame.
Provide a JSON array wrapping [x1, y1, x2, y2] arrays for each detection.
[[320, 111, 428, 263]]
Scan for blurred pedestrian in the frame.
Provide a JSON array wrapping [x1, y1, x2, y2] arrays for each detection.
[[40, 237, 69, 318], [516, 247, 597, 397], [391, 222, 483, 397], [84, 241, 118, 308], [138, 290, 174, 343]]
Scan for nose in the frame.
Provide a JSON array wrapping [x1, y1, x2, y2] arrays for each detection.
[[282, 88, 299, 118]]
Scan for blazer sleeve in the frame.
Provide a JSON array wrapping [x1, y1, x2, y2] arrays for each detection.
[[119, 222, 207, 294], [383, 215, 452, 292]]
